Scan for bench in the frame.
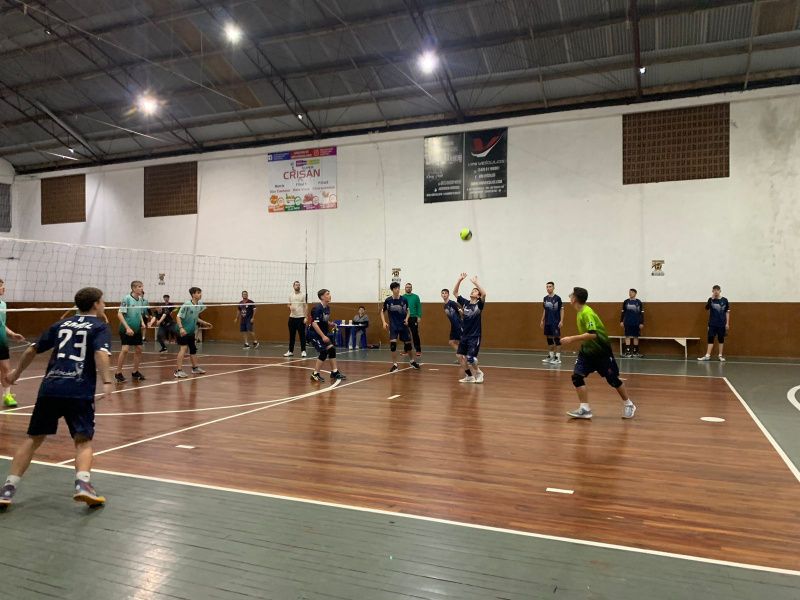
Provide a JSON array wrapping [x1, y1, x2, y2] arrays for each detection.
[[608, 336, 700, 360]]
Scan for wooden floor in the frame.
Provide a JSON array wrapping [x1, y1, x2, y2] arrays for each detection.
[[1, 352, 799, 573]]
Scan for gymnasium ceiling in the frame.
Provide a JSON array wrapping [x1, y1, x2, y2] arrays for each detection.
[[0, 0, 798, 173]]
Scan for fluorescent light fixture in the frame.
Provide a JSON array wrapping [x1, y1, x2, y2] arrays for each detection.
[[418, 50, 438, 74], [297, 114, 304, 120], [138, 94, 159, 116], [639, 66, 646, 74], [224, 23, 243, 43]]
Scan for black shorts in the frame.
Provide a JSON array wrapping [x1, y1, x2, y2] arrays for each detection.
[[707, 325, 726, 344], [119, 330, 143, 346], [0, 344, 9, 361], [623, 323, 641, 338], [457, 337, 480, 360], [574, 351, 622, 388], [543, 323, 561, 338], [308, 333, 333, 352], [449, 326, 461, 342], [389, 325, 411, 343], [239, 319, 254, 333], [177, 334, 198, 355], [28, 395, 95, 439]]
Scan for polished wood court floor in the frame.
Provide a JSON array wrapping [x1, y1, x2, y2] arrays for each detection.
[[1, 352, 798, 573]]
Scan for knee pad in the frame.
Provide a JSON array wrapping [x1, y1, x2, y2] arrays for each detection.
[[572, 373, 585, 388], [554, 337, 561, 346], [390, 341, 397, 352], [404, 342, 412, 353], [318, 348, 328, 362], [546, 337, 554, 346], [608, 375, 623, 388], [467, 356, 476, 365], [327, 346, 336, 359]]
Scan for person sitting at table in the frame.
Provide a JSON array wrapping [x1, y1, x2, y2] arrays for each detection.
[[350, 306, 369, 350]]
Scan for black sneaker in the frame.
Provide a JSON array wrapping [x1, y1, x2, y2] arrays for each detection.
[[310, 372, 325, 383], [114, 373, 126, 383], [0, 483, 16, 507], [159, 347, 168, 353], [389, 364, 399, 373], [330, 371, 347, 380], [253, 341, 260, 349], [410, 361, 421, 370], [131, 371, 146, 381]]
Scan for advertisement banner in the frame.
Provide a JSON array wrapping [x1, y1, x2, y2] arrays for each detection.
[[424, 133, 464, 203], [268, 146, 337, 213]]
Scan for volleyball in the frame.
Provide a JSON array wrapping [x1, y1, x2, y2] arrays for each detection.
[[460, 228, 472, 241]]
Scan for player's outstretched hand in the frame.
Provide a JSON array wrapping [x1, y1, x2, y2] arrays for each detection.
[[560, 336, 574, 345], [10, 332, 25, 342], [459, 272, 468, 280], [470, 275, 479, 285]]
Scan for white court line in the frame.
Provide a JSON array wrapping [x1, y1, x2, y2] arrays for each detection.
[[175, 445, 195, 449], [724, 377, 800, 485], [546, 487, 574, 495], [3, 456, 797, 578], [12, 357, 176, 382], [57, 366, 411, 464], [787, 385, 800, 413], [387, 394, 401, 400]]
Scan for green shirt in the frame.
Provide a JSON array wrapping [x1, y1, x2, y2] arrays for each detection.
[[576, 304, 611, 357], [119, 293, 147, 333], [0, 299, 7, 346], [178, 301, 206, 334], [403, 293, 422, 318]]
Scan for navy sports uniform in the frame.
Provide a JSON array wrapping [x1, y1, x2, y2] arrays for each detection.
[[27, 315, 111, 440], [383, 296, 410, 342], [621, 298, 644, 338], [542, 294, 562, 338], [238, 299, 255, 332], [706, 297, 730, 343], [456, 296, 484, 360], [306, 303, 332, 353], [443, 299, 461, 341]]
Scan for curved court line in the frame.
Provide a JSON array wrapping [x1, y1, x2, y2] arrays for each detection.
[[787, 385, 800, 413], [58, 365, 411, 464], [724, 378, 800, 485]]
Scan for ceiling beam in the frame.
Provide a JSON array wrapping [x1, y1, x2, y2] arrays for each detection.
[[629, 0, 644, 98]]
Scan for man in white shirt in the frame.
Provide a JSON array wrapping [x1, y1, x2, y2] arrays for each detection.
[[285, 281, 307, 357]]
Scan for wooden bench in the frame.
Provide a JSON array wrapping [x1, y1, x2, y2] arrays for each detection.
[[609, 335, 700, 360]]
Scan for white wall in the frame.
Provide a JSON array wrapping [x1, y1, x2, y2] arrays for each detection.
[[7, 86, 800, 303]]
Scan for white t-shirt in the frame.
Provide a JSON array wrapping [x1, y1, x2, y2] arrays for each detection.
[[289, 292, 306, 318]]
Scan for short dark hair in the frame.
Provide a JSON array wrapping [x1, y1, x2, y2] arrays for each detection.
[[163, 294, 170, 299], [546, 281, 554, 286], [629, 288, 637, 294], [75, 287, 103, 312], [358, 305, 365, 310], [317, 288, 329, 299], [189, 287, 202, 295], [712, 284, 721, 291], [390, 282, 400, 291], [242, 290, 248, 295], [441, 288, 449, 293], [130, 280, 143, 289], [572, 287, 588, 303]]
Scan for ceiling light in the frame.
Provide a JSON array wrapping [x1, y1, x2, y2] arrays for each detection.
[[224, 23, 243, 44], [418, 50, 439, 74], [69, 148, 75, 153], [44, 28, 52, 36], [639, 66, 646, 74], [297, 114, 304, 120], [137, 94, 159, 116]]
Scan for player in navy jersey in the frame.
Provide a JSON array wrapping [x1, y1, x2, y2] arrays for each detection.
[[453, 273, 486, 383], [540, 282, 564, 364], [441, 288, 462, 353], [620, 288, 645, 357], [382, 282, 420, 372], [0, 287, 113, 508], [698, 285, 730, 361], [235, 291, 259, 350], [306, 289, 346, 382]]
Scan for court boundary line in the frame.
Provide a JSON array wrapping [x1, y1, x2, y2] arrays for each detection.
[[1, 456, 797, 578], [787, 385, 800, 413], [724, 377, 800, 484]]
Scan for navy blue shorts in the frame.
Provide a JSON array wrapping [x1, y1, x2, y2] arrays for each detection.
[[574, 351, 622, 388], [623, 323, 641, 338], [543, 323, 560, 338], [449, 326, 461, 342], [239, 319, 253, 333], [707, 325, 726, 344], [308, 333, 333, 352], [27, 395, 95, 439], [119, 330, 143, 346], [389, 325, 411, 343], [457, 337, 480, 360]]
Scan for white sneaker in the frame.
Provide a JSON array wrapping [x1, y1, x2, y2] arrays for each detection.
[[697, 355, 711, 361], [551, 358, 561, 365], [301, 351, 307, 358], [718, 355, 726, 362], [192, 367, 206, 374], [622, 403, 637, 419], [474, 371, 484, 384], [542, 356, 554, 363], [283, 351, 293, 357], [174, 369, 188, 379], [459, 375, 475, 383]]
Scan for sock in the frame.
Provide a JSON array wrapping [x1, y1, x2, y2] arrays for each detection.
[[5, 474, 21, 487], [555, 352, 561, 359], [548, 351, 554, 358], [2, 386, 10, 396], [624, 399, 634, 406], [76, 471, 90, 483], [465, 369, 473, 376], [580, 403, 591, 411]]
